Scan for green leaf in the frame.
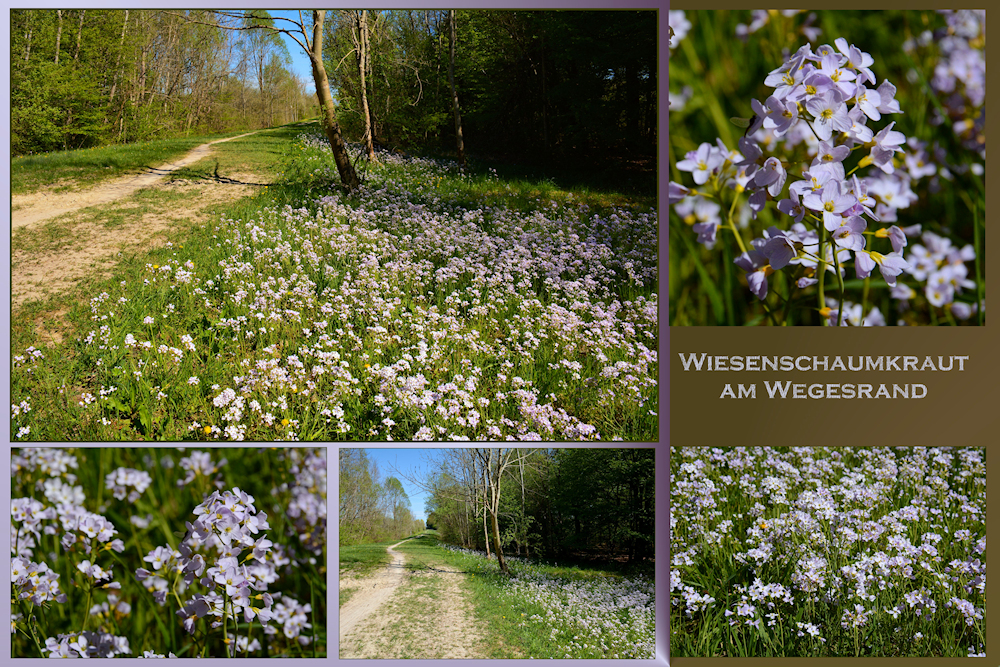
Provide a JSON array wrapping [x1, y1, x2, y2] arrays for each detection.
[[137, 405, 153, 435]]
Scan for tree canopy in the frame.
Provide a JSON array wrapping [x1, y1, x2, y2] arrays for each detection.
[[423, 448, 655, 569]]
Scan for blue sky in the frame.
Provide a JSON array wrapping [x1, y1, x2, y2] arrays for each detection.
[[361, 448, 450, 522]]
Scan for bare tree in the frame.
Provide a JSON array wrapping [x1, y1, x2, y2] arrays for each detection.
[[73, 10, 85, 63], [403, 448, 537, 576], [54, 10, 63, 65], [447, 10, 466, 170], [351, 10, 377, 161], [170, 10, 361, 190]]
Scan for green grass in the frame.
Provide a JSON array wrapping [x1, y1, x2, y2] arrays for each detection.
[[12, 133, 230, 195], [393, 532, 449, 571], [385, 531, 653, 659], [167, 124, 309, 185], [338, 539, 401, 576], [10, 122, 313, 195]]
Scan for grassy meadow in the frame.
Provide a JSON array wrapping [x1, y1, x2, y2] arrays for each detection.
[[11, 122, 657, 441], [12, 130, 249, 195], [669, 10, 985, 325]]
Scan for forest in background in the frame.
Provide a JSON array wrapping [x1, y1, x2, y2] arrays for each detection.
[[339, 449, 426, 545], [339, 449, 655, 574], [11, 10, 657, 188], [10, 10, 312, 154]]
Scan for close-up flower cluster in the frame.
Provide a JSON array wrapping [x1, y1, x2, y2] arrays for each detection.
[[670, 447, 986, 657], [669, 11, 985, 325], [11, 447, 327, 658]]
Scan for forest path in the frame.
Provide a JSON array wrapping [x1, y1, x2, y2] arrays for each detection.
[[339, 538, 483, 659], [11, 131, 260, 231], [11, 132, 264, 312]]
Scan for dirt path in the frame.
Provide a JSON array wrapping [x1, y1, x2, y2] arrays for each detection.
[[339, 540, 483, 659], [339, 538, 412, 640], [11, 131, 260, 230], [11, 133, 264, 312]]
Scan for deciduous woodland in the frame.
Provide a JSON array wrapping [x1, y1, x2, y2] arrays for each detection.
[[11, 9, 656, 190], [340, 448, 655, 571], [11, 10, 312, 153]]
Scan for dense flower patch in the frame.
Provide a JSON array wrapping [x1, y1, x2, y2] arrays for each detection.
[[670, 447, 985, 657], [11, 447, 326, 658], [442, 545, 654, 658], [11, 134, 657, 441]]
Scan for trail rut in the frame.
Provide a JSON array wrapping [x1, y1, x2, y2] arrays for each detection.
[[10, 133, 263, 311], [11, 131, 260, 231], [339, 540, 484, 659], [339, 538, 411, 640]]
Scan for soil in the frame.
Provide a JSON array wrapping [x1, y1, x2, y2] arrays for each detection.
[[339, 539, 483, 659], [10, 133, 263, 311]]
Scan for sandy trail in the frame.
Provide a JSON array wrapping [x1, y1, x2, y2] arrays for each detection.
[[339, 538, 484, 659], [11, 131, 260, 231], [339, 538, 412, 642]]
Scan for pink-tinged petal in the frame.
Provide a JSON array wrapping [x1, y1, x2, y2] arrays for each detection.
[[855, 251, 876, 279]]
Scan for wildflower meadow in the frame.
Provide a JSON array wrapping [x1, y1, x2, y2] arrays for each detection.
[[11, 130, 657, 442], [670, 446, 986, 657], [669, 10, 985, 325], [11, 447, 327, 658], [440, 543, 655, 659]]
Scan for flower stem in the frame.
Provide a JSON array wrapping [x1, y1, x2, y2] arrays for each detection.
[[817, 238, 827, 324], [832, 239, 846, 325], [18, 601, 46, 657], [223, 592, 230, 657], [81, 584, 93, 633], [860, 276, 871, 321], [726, 193, 749, 256]]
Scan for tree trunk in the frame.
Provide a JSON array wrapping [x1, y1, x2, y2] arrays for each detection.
[[108, 10, 129, 104], [447, 10, 466, 170], [355, 10, 376, 161], [540, 31, 548, 154], [23, 14, 32, 61], [54, 10, 63, 65], [309, 10, 360, 190], [482, 503, 490, 556], [519, 457, 527, 557], [489, 489, 508, 575], [73, 10, 85, 63]]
